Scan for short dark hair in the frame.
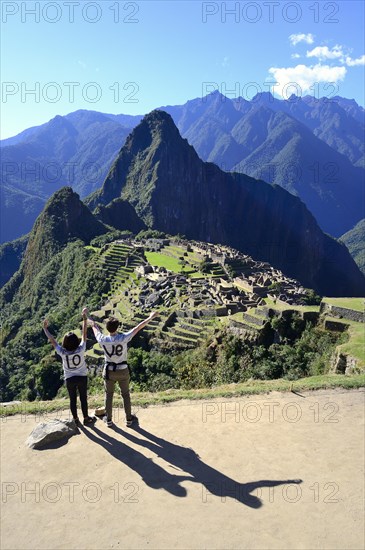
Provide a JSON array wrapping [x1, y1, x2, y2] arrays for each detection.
[[62, 332, 81, 352], [106, 317, 120, 333]]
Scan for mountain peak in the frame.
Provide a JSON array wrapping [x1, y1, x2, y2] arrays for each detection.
[[144, 108, 174, 122], [252, 91, 275, 103], [286, 93, 301, 102], [22, 187, 106, 280], [40, 186, 106, 241], [203, 90, 228, 101], [124, 109, 182, 149], [141, 109, 181, 134], [87, 109, 197, 213]]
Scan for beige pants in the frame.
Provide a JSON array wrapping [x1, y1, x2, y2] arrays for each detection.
[[104, 368, 131, 421]]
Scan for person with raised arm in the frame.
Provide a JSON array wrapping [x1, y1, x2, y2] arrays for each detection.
[[84, 309, 158, 427], [42, 309, 95, 427]]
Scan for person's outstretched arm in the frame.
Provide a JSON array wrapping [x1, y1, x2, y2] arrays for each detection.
[[82, 309, 88, 343], [130, 311, 158, 338], [43, 319, 57, 349], [82, 307, 102, 339]]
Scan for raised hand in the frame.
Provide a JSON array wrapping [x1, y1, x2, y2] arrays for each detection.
[[43, 318, 49, 329]]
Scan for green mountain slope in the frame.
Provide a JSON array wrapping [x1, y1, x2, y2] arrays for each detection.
[[340, 219, 365, 275]]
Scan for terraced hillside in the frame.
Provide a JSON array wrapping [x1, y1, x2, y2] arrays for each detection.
[[159, 311, 217, 350], [85, 237, 344, 360], [97, 241, 146, 296]]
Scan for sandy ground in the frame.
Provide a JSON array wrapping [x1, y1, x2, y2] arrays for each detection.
[[1, 388, 364, 550]]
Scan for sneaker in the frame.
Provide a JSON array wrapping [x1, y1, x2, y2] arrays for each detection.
[[73, 417, 81, 427], [103, 416, 113, 427], [83, 416, 96, 426], [126, 414, 138, 427]]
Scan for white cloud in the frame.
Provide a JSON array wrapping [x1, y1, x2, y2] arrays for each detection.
[[345, 54, 365, 66], [307, 45, 365, 67], [221, 56, 229, 68], [307, 45, 345, 61], [270, 36, 363, 99], [268, 64, 347, 97], [289, 33, 314, 46]]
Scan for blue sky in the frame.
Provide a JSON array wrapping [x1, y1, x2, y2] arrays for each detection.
[[1, 0, 364, 139]]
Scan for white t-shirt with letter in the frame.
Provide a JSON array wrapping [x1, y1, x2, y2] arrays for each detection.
[[95, 330, 134, 368], [55, 341, 88, 379]]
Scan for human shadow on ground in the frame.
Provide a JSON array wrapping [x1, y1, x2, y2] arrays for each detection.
[[83, 423, 302, 508], [81, 424, 190, 496]]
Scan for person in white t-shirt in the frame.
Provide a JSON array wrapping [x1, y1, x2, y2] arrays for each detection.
[[85, 309, 158, 427], [42, 310, 95, 427]]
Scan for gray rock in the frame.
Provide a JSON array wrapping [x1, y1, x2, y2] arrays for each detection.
[[26, 419, 78, 449], [146, 292, 162, 307]]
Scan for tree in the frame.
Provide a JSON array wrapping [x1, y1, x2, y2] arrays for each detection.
[[33, 357, 63, 400], [200, 259, 211, 274], [302, 288, 322, 305]]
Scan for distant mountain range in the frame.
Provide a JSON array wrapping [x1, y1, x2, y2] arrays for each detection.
[[1, 92, 364, 243], [0, 111, 138, 242]]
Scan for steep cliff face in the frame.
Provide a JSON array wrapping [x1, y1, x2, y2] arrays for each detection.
[[0, 235, 28, 287], [232, 106, 364, 236], [90, 110, 365, 296]]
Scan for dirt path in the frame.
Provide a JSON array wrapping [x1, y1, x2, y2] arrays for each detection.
[[1, 388, 364, 549]]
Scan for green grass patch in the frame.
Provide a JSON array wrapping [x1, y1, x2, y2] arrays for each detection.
[[322, 297, 365, 312], [145, 251, 183, 272], [234, 280, 253, 292], [264, 298, 320, 313], [189, 271, 207, 279], [146, 251, 195, 275], [322, 315, 365, 368], [116, 300, 133, 317], [219, 311, 252, 324], [1, 374, 363, 416], [337, 321, 365, 367], [164, 245, 186, 255]]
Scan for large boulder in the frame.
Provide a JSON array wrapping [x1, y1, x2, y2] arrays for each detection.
[[26, 419, 78, 449]]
